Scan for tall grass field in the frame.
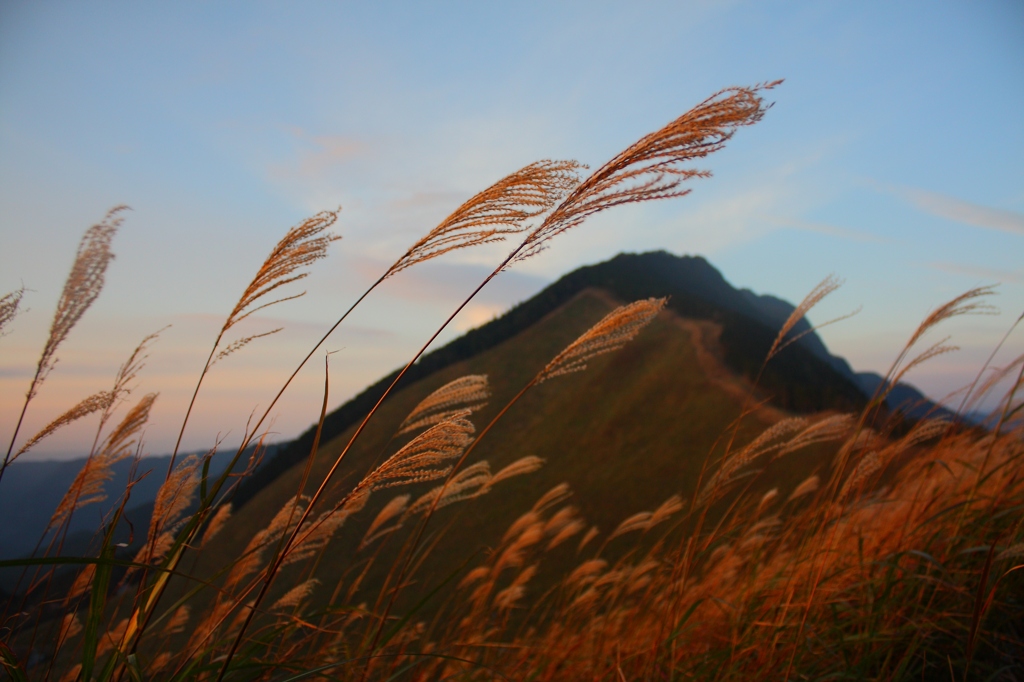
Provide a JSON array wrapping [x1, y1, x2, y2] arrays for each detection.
[[1, 83, 1022, 681]]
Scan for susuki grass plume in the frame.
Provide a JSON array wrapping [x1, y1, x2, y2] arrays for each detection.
[[0, 286, 25, 337], [512, 82, 780, 264], [2, 206, 127, 481], [170, 209, 341, 468], [384, 160, 583, 278], [10, 79, 1021, 682], [397, 374, 490, 436]]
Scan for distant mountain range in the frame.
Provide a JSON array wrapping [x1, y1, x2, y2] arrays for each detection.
[[0, 251, 962, 580]]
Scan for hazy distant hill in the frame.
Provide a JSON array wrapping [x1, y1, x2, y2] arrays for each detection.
[[0, 447, 275, 562]]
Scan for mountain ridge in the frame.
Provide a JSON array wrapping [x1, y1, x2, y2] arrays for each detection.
[[230, 250, 870, 509]]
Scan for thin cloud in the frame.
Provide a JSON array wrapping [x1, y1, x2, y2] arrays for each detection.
[[268, 127, 368, 182], [928, 261, 1024, 285], [767, 216, 890, 244], [884, 183, 1024, 236]]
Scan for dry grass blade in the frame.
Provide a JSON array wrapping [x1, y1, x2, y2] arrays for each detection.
[[512, 82, 780, 263], [385, 161, 582, 278], [537, 298, 667, 382], [398, 375, 490, 436], [0, 286, 25, 337], [222, 210, 340, 333], [767, 275, 842, 361], [14, 391, 115, 459]]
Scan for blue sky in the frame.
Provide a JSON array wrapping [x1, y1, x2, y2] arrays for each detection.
[[1, 1, 1022, 458]]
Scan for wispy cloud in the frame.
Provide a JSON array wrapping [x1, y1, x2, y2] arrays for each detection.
[[883, 184, 1024, 235], [272, 127, 368, 180], [928, 261, 1024, 285], [766, 216, 890, 244]]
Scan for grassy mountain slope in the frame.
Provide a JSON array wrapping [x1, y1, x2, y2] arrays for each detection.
[[178, 287, 840, 633], [232, 251, 866, 510]]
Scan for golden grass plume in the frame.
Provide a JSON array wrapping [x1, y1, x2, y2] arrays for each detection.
[[537, 298, 666, 382]]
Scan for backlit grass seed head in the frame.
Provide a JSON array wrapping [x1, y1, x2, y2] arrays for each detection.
[[543, 506, 579, 536], [503, 510, 541, 544], [32, 206, 126, 401], [767, 275, 842, 361], [101, 392, 158, 459], [351, 411, 475, 496], [69, 564, 96, 600], [788, 474, 820, 502], [537, 298, 666, 382], [398, 375, 490, 435], [50, 395, 157, 533], [14, 391, 116, 459], [163, 605, 191, 637], [58, 613, 82, 644], [532, 482, 572, 514], [905, 286, 998, 353], [385, 160, 582, 278], [567, 559, 608, 588], [578, 525, 600, 552], [150, 454, 201, 537], [221, 209, 340, 334], [778, 413, 855, 455], [485, 455, 545, 491], [405, 461, 492, 519], [284, 508, 350, 566], [359, 494, 411, 550], [201, 503, 233, 548], [757, 488, 779, 515], [512, 82, 779, 263], [547, 519, 586, 550], [494, 564, 538, 612], [839, 451, 882, 501], [609, 495, 682, 540], [271, 579, 320, 612], [96, 617, 129, 658], [698, 419, 809, 503], [609, 511, 654, 540], [0, 286, 25, 337]]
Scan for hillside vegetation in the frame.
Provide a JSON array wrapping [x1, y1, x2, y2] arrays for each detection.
[[1, 81, 1021, 681]]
